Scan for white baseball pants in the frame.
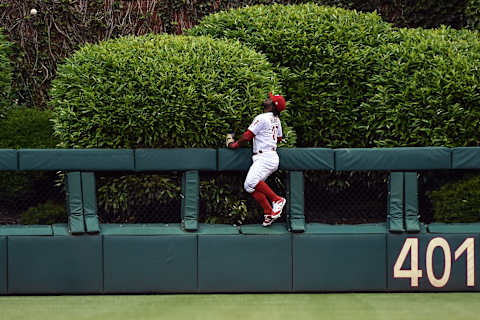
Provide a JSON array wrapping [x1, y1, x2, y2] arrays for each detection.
[[244, 151, 279, 193]]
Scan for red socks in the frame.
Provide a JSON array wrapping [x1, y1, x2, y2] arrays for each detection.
[[254, 181, 282, 202], [252, 190, 273, 215]]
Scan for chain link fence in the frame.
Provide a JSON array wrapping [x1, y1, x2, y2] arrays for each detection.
[[0, 171, 65, 225], [419, 170, 480, 224], [304, 171, 389, 224], [2, 169, 479, 226], [199, 171, 287, 225], [95, 172, 182, 224]]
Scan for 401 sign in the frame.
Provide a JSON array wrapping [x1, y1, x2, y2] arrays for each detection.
[[389, 235, 478, 291]]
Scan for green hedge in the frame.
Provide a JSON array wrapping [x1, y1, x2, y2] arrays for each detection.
[[20, 201, 67, 225], [0, 29, 12, 118], [429, 175, 480, 223], [50, 34, 284, 148], [190, 4, 480, 148], [0, 108, 60, 224], [466, 0, 480, 30]]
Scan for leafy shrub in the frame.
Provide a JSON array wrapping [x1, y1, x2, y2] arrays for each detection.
[[466, 0, 480, 30], [96, 174, 181, 223], [0, 29, 12, 118], [189, 4, 480, 148], [0, 108, 59, 223], [50, 34, 283, 148], [428, 175, 480, 223], [50, 34, 288, 224], [0, 107, 58, 149], [20, 201, 67, 225], [358, 27, 480, 147]]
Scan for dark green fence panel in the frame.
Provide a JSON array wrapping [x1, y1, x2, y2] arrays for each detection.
[[18, 149, 135, 171], [0, 237, 5, 294], [217, 148, 252, 171], [405, 172, 420, 233], [0, 225, 52, 236], [388, 172, 404, 232], [66, 172, 85, 235], [181, 171, 199, 231], [293, 232, 387, 291], [135, 149, 216, 171], [103, 235, 197, 293], [387, 234, 479, 291], [100, 223, 186, 235], [7, 236, 102, 294], [198, 233, 292, 292], [287, 171, 305, 232], [452, 147, 480, 169], [0, 149, 17, 170], [81, 172, 100, 234], [335, 148, 451, 171], [428, 223, 480, 234], [277, 148, 334, 170]]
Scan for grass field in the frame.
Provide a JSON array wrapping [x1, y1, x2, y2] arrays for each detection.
[[1, 293, 480, 320]]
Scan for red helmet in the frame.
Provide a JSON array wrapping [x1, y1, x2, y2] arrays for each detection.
[[269, 92, 286, 112]]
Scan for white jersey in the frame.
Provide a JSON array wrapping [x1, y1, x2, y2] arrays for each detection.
[[248, 112, 283, 154]]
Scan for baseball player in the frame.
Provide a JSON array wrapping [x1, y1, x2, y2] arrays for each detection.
[[226, 93, 287, 227]]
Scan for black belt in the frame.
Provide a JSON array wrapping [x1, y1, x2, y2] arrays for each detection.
[[253, 148, 276, 155]]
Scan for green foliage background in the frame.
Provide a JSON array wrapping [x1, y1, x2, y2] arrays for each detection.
[[0, 29, 12, 118], [0, 108, 62, 224], [190, 4, 480, 148]]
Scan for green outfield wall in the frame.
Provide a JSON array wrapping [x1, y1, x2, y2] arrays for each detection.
[[0, 147, 479, 294]]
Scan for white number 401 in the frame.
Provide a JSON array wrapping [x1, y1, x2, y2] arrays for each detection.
[[393, 237, 475, 288]]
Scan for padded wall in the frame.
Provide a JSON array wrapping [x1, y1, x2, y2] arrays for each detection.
[[8, 236, 102, 294], [452, 147, 480, 169], [0, 237, 6, 294], [0, 149, 17, 170], [103, 235, 197, 293], [198, 232, 292, 292], [335, 147, 451, 171], [293, 233, 387, 291], [18, 149, 134, 171], [135, 149, 216, 171]]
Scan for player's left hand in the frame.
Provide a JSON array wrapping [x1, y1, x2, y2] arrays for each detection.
[[226, 133, 236, 149]]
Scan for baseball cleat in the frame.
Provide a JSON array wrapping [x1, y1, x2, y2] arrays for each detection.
[[272, 197, 286, 216], [262, 215, 274, 227], [262, 210, 282, 227]]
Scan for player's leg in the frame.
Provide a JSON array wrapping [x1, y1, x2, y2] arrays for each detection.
[[252, 153, 286, 216], [244, 158, 274, 216]]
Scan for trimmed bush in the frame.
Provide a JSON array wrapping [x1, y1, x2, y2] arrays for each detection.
[[20, 201, 67, 225], [0, 107, 58, 149], [189, 4, 480, 148], [0, 29, 12, 118], [50, 34, 285, 148], [428, 175, 480, 223], [0, 108, 59, 224], [466, 0, 480, 30]]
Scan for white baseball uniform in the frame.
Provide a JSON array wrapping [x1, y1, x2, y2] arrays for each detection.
[[244, 112, 283, 193]]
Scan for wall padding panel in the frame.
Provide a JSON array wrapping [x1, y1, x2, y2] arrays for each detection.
[[198, 234, 291, 292], [293, 233, 386, 291], [8, 236, 102, 294], [0, 237, 6, 294], [103, 235, 197, 293]]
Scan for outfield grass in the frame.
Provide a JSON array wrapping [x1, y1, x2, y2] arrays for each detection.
[[1, 293, 480, 320]]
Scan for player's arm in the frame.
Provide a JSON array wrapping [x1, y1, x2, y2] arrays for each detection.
[[277, 120, 283, 144], [228, 130, 254, 149]]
